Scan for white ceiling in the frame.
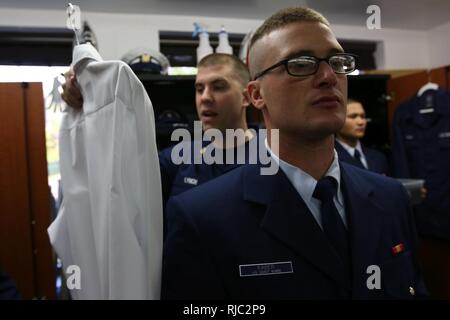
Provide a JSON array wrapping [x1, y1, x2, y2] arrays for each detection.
[[1, 0, 450, 30]]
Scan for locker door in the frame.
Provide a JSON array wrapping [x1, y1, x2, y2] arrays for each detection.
[[0, 82, 35, 298], [0, 82, 55, 299]]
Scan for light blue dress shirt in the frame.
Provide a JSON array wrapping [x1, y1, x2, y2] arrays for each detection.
[[265, 139, 347, 229]]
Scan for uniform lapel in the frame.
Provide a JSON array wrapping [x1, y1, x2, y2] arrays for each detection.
[[340, 163, 386, 297], [243, 164, 351, 290], [335, 141, 363, 169], [361, 146, 375, 172]]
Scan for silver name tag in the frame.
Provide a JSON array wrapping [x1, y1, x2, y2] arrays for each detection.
[[239, 261, 293, 277], [184, 177, 198, 185]]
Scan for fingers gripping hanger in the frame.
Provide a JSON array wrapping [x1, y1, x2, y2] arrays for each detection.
[[66, 3, 82, 45], [47, 3, 82, 113]]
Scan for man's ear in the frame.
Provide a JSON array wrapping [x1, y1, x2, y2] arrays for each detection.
[[241, 88, 251, 108], [247, 80, 265, 110]]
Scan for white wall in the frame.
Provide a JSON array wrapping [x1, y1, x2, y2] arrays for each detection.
[[0, 8, 437, 69], [0, 8, 261, 61], [333, 25, 429, 69], [427, 20, 450, 69]]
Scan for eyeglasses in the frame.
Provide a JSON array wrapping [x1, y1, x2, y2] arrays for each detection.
[[253, 53, 357, 80]]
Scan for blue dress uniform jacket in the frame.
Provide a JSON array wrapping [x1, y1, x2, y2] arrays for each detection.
[[159, 140, 251, 205], [335, 141, 389, 175], [0, 269, 20, 300], [162, 161, 427, 299], [392, 89, 450, 240]]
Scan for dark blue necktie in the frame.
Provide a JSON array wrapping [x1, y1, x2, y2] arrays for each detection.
[[313, 177, 351, 269], [353, 149, 366, 169]]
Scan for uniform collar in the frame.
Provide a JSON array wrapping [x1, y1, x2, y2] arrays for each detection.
[[265, 139, 344, 208], [336, 139, 362, 158], [199, 137, 253, 168]]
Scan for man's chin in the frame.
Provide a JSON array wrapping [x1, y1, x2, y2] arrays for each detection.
[[202, 124, 216, 132]]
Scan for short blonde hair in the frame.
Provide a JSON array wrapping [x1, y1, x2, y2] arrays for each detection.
[[198, 53, 250, 88], [347, 98, 362, 106], [249, 7, 330, 50]]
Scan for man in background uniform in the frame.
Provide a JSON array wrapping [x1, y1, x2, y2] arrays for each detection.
[[62, 53, 254, 206], [335, 98, 389, 175]]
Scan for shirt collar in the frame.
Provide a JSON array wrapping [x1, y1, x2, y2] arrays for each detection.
[[265, 138, 344, 206], [336, 139, 362, 157]]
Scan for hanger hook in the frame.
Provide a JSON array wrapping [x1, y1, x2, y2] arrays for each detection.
[[67, 3, 75, 17]]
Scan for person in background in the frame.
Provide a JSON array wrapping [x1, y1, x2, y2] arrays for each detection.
[[61, 53, 255, 207], [335, 98, 389, 175], [158, 53, 254, 204]]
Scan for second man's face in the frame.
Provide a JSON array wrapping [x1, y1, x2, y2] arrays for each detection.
[[195, 64, 248, 133], [339, 102, 367, 140]]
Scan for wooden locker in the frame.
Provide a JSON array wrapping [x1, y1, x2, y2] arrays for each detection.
[[0, 82, 55, 299]]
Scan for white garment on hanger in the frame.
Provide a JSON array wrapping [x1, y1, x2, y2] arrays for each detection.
[[48, 43, 163, 300]]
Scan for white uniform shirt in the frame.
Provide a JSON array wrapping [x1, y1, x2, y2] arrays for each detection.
[[48, 44, 163, 300]]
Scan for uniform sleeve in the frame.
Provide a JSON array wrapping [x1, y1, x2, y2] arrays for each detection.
[[391, 103, 411, 178], [158, 146, 178, 206], [379, 151, 390, 176], [399, 184, 429, 298], [162, 196, 226, 300]]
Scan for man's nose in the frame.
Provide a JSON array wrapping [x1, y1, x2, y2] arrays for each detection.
[[313, 61, 338, 88], [200, 87, 213, 102], [357, 116, 367, 124]]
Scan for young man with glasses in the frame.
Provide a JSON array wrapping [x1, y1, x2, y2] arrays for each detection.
[[163, 6, 427, 299]]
